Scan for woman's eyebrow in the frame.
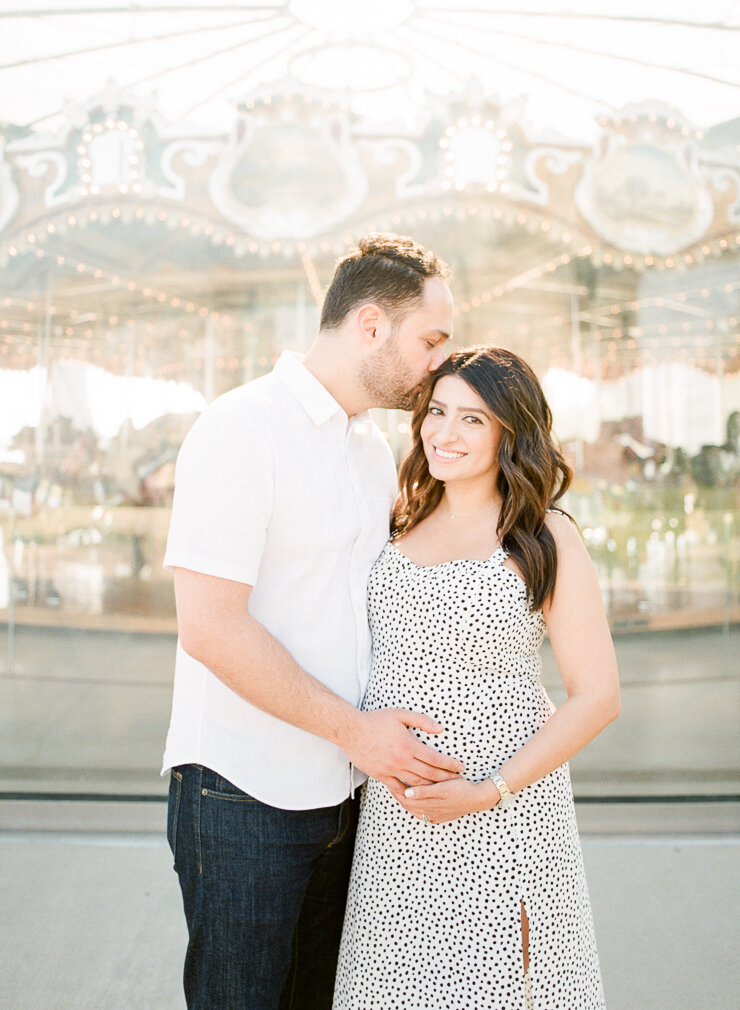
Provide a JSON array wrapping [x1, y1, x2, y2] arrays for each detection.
[[429, 398, 490, 416]]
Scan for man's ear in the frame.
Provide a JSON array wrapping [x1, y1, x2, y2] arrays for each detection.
[[355, 303, 386, 346]]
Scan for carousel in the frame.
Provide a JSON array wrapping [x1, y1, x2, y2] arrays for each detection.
[[0, 5, 738, 635]]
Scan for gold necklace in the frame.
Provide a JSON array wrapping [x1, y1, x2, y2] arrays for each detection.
[[447, 502, 500, 521]]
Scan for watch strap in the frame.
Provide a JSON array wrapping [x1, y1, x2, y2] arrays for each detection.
[[490, 769, 514, 808]]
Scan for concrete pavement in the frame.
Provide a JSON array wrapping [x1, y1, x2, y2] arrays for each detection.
[[1, 810, 738, 1010]]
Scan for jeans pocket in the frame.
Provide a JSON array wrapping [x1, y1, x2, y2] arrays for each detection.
[[200, 770, 256, 803], [166, 767, 183, 866]]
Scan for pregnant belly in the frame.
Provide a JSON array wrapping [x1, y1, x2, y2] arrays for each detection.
[[361, 664, 555, 778]]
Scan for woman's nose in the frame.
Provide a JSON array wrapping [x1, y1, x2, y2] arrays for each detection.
[[436, 417, 458, 444]]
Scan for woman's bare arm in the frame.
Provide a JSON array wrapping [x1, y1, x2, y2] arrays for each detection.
[[398, 512, 620, 822]]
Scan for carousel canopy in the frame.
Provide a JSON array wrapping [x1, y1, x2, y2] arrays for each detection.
[[0, 3, 738, 406], [0, 2, 738, 141]]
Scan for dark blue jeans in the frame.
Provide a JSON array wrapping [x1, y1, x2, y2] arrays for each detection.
[[167, 763, 359, 1010]]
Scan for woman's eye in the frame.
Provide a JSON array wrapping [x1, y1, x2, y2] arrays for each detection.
[[428, 406, 443, 416], [464, 416, 482, 424]]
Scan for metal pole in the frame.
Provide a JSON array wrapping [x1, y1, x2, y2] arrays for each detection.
[[204, 311, 215, 403], [570, 292, 584, 471]]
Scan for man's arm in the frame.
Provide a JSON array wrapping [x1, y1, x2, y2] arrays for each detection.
[[173, 567, 464, 792]]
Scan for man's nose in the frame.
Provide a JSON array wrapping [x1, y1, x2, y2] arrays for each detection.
[[429, 345, 448, 370]]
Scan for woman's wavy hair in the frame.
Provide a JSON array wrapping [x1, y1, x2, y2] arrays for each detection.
[[394, 346, 573, 610]]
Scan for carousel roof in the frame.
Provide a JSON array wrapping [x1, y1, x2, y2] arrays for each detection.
[[0, 2, 739, 141], [0, 3, 738, 385]]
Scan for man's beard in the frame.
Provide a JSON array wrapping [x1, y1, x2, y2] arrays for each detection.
[[358, 335, 424, 411]]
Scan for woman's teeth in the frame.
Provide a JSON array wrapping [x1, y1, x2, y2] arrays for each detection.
[[435, 447, 466, 460]]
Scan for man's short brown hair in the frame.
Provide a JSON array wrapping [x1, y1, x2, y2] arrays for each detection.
[[320, 233, 450, 331]]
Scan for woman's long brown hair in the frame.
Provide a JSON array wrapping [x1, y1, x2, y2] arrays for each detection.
[[394, 346, 573, 610]]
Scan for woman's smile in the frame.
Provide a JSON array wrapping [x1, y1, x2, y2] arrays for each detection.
[[432, 445, 467, 461]]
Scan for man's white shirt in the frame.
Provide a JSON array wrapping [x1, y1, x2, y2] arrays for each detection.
[[162, 351, 398, 809]]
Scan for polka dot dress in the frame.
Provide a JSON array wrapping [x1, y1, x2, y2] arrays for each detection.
[[333, 542, 605, 1010]]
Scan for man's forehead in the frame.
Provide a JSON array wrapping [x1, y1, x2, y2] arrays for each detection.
[[421, 275, 453, 303]]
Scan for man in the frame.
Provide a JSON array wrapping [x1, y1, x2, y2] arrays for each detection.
[[162, 233, 461, 1009]]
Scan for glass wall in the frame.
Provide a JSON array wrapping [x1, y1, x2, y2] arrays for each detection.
[[1, 91, 738, 799]]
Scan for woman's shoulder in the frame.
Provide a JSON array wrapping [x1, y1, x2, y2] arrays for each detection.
[[544, 509, 583, 552]]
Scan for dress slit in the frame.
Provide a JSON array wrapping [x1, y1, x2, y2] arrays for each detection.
[[521, 898, 533, 1009]]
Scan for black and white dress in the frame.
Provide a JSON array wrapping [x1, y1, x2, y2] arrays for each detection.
[[333, 541, 605, 1010]]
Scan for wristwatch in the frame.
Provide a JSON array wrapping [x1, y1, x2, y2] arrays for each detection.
[[489, 769, 515, 809]]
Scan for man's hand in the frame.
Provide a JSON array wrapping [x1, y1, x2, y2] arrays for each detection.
[[392, 776, 499, 824], [340, 708, 464, 793]]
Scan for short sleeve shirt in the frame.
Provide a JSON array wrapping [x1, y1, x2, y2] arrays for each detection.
[[162, 352, 398, 809]]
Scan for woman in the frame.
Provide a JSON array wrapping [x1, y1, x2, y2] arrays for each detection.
[[333, 347, 620, 1010]]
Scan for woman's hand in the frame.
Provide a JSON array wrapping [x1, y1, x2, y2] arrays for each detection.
[[391, 776, 500, 824]]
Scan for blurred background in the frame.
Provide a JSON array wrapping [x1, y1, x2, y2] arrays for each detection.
[[0, 1, 738, 804]]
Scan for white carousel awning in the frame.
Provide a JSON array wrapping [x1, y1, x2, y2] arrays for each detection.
[[0, 2, 738, 141]]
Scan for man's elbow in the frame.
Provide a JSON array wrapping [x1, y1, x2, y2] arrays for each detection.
[[173, 570, 255, 668], [178, 620, 213, 666], [177, 605, 254, 668]]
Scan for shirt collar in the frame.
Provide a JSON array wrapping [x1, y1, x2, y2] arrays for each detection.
[[274, 351, 370, 429]]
